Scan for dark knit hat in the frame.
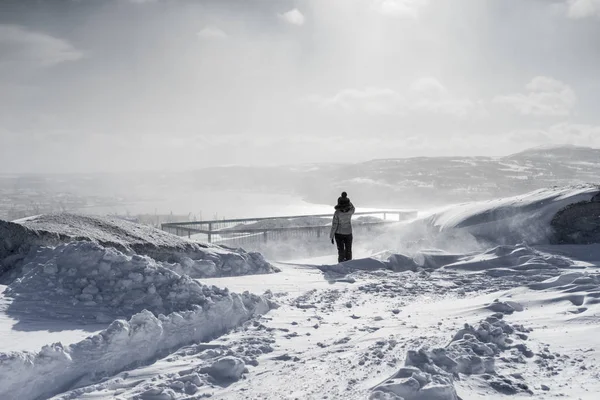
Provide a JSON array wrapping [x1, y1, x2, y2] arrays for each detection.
[[336, 191, 351, 210], [337, 196, 350, 207]]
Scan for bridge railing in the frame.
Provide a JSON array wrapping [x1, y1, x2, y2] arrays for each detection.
[[161, 210, 417, 246]]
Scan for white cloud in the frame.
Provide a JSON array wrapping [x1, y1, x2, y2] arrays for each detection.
[[280, 9, 306, 26], [371, 0, 429, 19], [566, 0, 600, 18], [408, 77, 448, 98], [309, 77, 483, 119], [0, 24, 83, 68], [493, 76, 576, 117], [408, 77, 484, 118], [197, 26, 228, 39], [310, 87, 406, 115], [547, 122, 600, 145]]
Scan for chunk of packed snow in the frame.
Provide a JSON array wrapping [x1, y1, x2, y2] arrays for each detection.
[[204, 356, 246, 381], [372, 312, 535, 399]]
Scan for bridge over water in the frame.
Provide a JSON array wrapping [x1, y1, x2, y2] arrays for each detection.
[[162, 210, 417, 258]]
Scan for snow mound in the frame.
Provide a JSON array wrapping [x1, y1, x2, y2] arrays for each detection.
[[442, 244, 573, 273], [425, 185, 600, 245], [0, 289, 273, 400], [51, 317, 280, 399], [527, 271, 600, 313], [372, 313, 534, 399], [3, 241, 255, 322], [331, 245, 574, 280], [0, 213, 277, 282]]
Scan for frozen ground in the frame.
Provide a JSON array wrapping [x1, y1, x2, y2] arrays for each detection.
[[1, 185, 600, 399]]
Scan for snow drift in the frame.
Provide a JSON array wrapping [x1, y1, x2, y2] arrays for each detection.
[[358, 185, 600, 267], [0, 289, 273, 400], [425, 185, 600, 245], [324, 244, 575, 280], [4, 241, 261, 322], [0, 213, 277, 283]]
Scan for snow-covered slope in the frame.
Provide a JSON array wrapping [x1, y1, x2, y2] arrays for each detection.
[[2, 187, 600, 400], [427, 185, 599, 240], [0, 213, 277, 282], [385, 185, 600, 251]]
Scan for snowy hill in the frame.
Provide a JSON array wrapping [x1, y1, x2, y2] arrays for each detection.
[[317, 146, 600, 208], [173, 145, 600, 209], [425, 185, 600, 244], [0, 213, 277, 282], [189, 146, 600, 208]]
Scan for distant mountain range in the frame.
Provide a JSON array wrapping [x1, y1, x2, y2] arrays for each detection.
[[189, 145, 600, 209], [1, 145, 599, 214]]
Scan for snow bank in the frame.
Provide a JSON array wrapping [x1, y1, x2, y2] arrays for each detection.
[[371, 312, 534, 399], [0, 213, 277, 282], [0, 288, 273, 400], [441, 244, 573, 272], [425, 185, 600, 245], [4, 241, 260, 322], [332, 244, 574, 280], [357, 186, 600, 275]]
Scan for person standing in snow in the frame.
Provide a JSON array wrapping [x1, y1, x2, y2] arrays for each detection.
[[330, 192, 355, 263]]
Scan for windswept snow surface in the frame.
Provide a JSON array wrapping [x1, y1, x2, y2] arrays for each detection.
[[425, 185, 599, 244], [2, 186, 600, 400]]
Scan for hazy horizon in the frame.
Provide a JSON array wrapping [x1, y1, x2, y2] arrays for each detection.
[[0, 143, 598, 176], [2, 0, 600, 173]]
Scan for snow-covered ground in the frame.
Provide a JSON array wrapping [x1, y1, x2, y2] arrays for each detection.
[[1, 185, 600, 399]]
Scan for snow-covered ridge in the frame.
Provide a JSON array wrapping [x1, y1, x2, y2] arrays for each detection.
[[4, 241, 250, 322], [0, 213, 278, 282], [0, 290, 273, 400], [423, 185, 600, 245]]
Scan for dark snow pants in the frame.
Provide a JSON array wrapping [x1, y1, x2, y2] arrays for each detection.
[[334, 233, 353, 263]]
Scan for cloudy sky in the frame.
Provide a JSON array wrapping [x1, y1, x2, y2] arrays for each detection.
[[1, 0, 600, 173]]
